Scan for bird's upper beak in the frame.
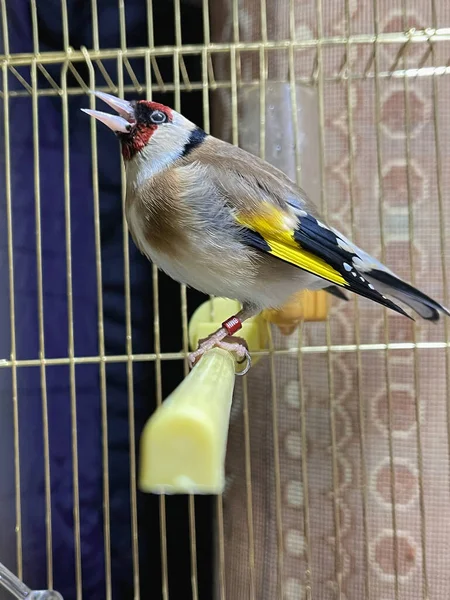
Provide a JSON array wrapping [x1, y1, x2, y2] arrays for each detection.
[[81, 90, 135, 133]]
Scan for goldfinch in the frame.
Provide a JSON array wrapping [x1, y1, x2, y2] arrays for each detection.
[[82, 91, 449, 373]]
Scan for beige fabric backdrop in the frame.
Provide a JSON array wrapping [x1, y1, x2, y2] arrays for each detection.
[[210, 1, 450, 598]]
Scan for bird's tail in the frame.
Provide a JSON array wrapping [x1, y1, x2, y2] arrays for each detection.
[[324, 285, 348, 301], [365, 269, 450, 321]]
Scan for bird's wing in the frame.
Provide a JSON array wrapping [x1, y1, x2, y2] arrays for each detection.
[[182, 149, 413, 317], [235, 199, 413, 318]]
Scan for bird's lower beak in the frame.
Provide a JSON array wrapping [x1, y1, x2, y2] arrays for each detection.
[[81, 90, 135, 134]]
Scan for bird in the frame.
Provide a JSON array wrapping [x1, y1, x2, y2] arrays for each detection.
[[82, 91, 449, 374]]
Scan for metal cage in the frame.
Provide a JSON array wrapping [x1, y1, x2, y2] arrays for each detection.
[[1, 0, 450, 599]]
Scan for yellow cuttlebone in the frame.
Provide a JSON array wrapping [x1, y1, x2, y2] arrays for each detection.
[[236, 204, 347, 287]]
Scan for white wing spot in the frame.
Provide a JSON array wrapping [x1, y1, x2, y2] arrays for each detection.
[[352, 256, 367, 271], [336, 237, 355, 254], [368, 283, 375, 290], [352, 272, 357, 277], [360, 276, 365, 282], [343, 262, 352, 272]]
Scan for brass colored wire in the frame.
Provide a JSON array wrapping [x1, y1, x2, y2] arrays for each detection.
[[8, 67, 32, 93], [296, 325, 313, 600], [231, 0, 241, 81], [172, 15, 200, 591], [1, 7, 450, 595], [315, 0, 343, 594], [37, 64, 60, 92], [287, 21, 313, 596], [1, 340, 450, 370], [372, 0, 400, 595], [29, 0, 40, 54], [2, 57, 23, 583], [61, 60, 83, 600], [82, 44, 113, 600], [31, 57, 54, 591], [142, 48, 170, 600], [60, 0, 69, 51], [5, 63, 450, 102], [152, 260, 170, 600], [91, 0, 99, 52], [116, 54, 141, 599], [266, 325, 285, 600], [260, 0, 268, 44], [401, 3, 429, 597], [429, 0, 450, 507], [344, 2, 370, 598], [258, 40, 285, 597], [241, 377, 256, 600], [0, 0, 9, 56], [3, 29, 450, 68], [199, 42, 227, 600]]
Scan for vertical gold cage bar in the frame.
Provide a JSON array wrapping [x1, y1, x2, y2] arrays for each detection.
[[199, 24, 227, 598], [241, 375, 256, 600], [287, 4, 313, 597], [61, 61, 83, 600], [59, 3, 84, 598], [144, 2, 170, 595], [82, 42, 113, 599], [29, 0, 54, 588], [343, 2, 370, 599], [401, 3, 428, 598], [314, 0, 343, 594], [172, 2, 199, 597], [1, 10, 23, 582], [2, 2, 450, 599], [115, 42, 141, 600], [116, 3, 141, 596], [428, 0, 450, 505], [173, 45, 200, 600], [372, 0, 399, 596], [31, 57, 54, 590]]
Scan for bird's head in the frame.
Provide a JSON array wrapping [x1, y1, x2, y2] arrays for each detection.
[[82, 91, 198, 162]]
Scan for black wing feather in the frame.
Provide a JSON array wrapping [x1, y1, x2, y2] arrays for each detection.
[[238, 215, 412, 319], [293, 215, 413, 319]]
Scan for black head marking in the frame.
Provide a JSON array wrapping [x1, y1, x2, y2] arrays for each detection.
[[181, 127, 207, 157]]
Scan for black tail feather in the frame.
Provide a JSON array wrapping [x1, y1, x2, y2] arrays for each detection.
[[366, 269, 450, 322], [324, 285, 349, 301]]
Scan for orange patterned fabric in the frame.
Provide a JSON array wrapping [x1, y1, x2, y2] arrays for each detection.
[[211, 1, 450, 598]]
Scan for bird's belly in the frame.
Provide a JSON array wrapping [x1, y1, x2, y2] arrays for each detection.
[[136, 237, 259, 301], [127, 202, 323, 308], [127, 201, 256, 299]]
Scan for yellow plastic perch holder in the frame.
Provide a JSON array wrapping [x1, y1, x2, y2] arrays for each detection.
[[139, 298, 268, 495], [262, 289, 329, 334]]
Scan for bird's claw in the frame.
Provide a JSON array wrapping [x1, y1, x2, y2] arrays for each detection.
[[188, 335, 252, 375]]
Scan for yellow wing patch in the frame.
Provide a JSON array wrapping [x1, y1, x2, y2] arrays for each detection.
[[236, 203, 347, 287]]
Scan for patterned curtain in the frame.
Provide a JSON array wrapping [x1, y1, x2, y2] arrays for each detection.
[[210, 1, 450, 598]]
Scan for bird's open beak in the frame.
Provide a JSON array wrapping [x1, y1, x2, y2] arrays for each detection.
[[81, 90, 135, 133]]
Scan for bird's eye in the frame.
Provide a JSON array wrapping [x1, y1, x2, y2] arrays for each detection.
[[150, 110, 168, 124]]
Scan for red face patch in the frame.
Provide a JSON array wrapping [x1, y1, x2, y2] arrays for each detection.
[[120, 100, 174, 160]]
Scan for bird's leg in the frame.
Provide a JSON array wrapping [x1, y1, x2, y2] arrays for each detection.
[[188, 305, 258, 375]]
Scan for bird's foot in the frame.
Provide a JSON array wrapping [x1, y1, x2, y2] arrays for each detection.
[[188, 331, 251, 376]]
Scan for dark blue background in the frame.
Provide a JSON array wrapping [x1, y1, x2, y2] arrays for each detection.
[[0, 2, 212, 598]]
